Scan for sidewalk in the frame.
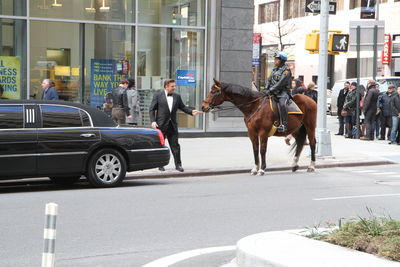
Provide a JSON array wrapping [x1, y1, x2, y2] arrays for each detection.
[[127, 134, 399, 179]]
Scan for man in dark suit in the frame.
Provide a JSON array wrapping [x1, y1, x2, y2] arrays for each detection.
[[336, 81, 350, 135], [361, 80, 380, 140], [41, 79, 59, 100], [149, 79, 201, 172]]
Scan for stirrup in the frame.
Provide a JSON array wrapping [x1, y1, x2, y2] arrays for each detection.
[[277, 124, 287, 133]]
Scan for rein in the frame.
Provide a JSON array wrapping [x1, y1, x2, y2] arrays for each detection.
[[209, 95, 267, 113]]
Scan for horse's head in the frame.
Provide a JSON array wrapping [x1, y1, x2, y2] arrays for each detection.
[[201, 78, 225, 113]]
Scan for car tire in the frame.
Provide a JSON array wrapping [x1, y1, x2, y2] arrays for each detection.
[[87, 148, 126, 187], [49, 176, 81, 185]]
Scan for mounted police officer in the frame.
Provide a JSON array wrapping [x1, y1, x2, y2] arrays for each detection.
[[263, 51, 292, 133]]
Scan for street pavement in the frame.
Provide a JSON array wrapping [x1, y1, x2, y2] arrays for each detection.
[[129, 116, 400, 178], [2, 165, 400, 266]]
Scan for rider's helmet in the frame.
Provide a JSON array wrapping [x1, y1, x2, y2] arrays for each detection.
[[274, 51, 288, 61]]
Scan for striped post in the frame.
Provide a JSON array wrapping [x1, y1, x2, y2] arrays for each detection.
[[42, 203, 58, 267]]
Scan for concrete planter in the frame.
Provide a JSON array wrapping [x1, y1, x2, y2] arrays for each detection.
[[234, 230, 400, 267]]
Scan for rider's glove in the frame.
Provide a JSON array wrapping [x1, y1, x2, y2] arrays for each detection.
[[263, 90, 271, 95]]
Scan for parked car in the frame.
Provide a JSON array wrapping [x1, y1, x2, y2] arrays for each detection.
[[0, 100, 170, 187], [330, 77, 400, 116]]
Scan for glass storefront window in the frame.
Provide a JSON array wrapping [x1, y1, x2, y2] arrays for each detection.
[[138, 0, 204, 26], [137, 27, 204, 129], [0, 1, 26, 16], [30, 21, 81, 102], [0, 19, 27, 100], [84, 24, 135, 113], [30, 0, 134, 23]]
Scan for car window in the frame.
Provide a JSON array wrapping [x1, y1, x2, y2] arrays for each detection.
[[0, 105, 24, 129], [80, 110, 91, 127], [41, 105, 82, 128]]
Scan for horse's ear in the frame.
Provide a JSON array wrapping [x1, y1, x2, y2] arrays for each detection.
[[213, 78, 221, 87]]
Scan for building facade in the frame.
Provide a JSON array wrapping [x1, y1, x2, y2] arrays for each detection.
[[0, 0, 254, 133], [254, 0, 400, 88]]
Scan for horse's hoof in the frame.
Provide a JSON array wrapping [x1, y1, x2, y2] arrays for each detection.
[[292, 165, 299, 172], [257, 170, 265, 176], [307, 167, 315, 172], [251, 171, 257, 176]]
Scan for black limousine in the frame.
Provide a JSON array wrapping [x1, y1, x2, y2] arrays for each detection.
[[0, 100, 170, 187]]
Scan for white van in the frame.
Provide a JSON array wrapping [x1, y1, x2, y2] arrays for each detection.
[[330, 77, 400, 116]]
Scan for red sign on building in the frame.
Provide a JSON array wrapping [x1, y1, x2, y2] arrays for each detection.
[[382, 34, 391, 65]]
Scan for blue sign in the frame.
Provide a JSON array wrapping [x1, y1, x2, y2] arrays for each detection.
[[176, 70, 196, 86], [90, 59, 127, 108], [252, 58, 260, 66]]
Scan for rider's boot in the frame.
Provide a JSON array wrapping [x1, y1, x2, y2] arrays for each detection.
[[277, 99, 288, 133]]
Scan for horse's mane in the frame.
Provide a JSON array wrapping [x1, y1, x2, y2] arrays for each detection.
[[221, 82, 261, 98]]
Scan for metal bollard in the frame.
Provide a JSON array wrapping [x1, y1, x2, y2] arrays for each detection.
[[42, 203, 58, 267]]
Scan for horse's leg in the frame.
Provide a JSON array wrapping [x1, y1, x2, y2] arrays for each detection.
[[249, 131, 260, 175], [257, 134, 268, 176], [292, 125, 307, 172], [306, 128, 317, 172]]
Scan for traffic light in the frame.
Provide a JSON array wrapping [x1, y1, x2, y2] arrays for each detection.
[[329, 34, 349, 53], [305, 32, 320, 52]]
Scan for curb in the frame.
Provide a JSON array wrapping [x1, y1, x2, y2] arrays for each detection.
[[235, 230, 400, 267], [125, 160, 396, 180]]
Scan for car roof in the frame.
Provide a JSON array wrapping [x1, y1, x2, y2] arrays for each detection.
[[0, 100, 117, 127]]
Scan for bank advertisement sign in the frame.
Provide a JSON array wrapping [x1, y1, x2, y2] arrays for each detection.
[[90, 59, 126, 108], [176, 70, 196, 86], [0, 56, 21, 99]]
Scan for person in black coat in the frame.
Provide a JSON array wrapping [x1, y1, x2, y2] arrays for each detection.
[[361, 80, 380, 140], [149, 79, 202, 172], [389, 87, 400, 144], [378, 85, 395, 140], [336, 81, 350, 135]]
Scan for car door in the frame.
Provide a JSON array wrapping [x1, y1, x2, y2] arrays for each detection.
[[0, 104, 37, 178], [36, 104, 100, 175]]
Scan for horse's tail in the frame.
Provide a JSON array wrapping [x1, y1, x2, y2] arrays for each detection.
[[290, 124, 307, 156]]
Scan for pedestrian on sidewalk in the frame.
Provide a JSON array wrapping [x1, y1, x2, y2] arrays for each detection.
[[304, 82, 318, 103], [378, 85, 395, 140], [111, 78, 131, 125], [389, 86, 400, 145], [149, 79, 202, 172], [291, 78, 305, 95], [126, 78, 141, 126], [41, 79, 59, 100], [342, 82, 358, 138], [360, 80, 379, 141], [336, 81, 350, 136]]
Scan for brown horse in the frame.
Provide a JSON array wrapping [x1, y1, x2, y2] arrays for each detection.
[[201, 79, 317, 175]]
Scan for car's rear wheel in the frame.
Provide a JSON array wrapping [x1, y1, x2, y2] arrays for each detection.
[[49, 176, 81, 185], [87, 148, 126, 187]]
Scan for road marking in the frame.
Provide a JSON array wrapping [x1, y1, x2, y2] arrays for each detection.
[[313, 193, 400, 201], [351, 170, 378, 173], [370, 172, 397, 175], [389, 175, 400, 178], [141, 246, 235, 267]]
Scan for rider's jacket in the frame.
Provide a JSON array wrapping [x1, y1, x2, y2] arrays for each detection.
[[264, 63, 292, 97]]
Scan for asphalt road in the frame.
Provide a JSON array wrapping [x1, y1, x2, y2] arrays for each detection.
[[1, 163, 400, 267]]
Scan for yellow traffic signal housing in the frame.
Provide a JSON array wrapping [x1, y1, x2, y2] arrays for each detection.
[[305, 33, 319, 52], [329, 34, 349, 53]]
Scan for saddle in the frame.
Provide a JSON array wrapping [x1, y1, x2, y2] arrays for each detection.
[[267, 97, 303, 136], [269, 97, 303, 115]]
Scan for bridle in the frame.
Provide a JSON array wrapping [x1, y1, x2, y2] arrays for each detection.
[[204, 84, 267, 113]]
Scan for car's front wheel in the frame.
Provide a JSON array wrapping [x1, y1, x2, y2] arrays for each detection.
[[87, 148, 126, 187]]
